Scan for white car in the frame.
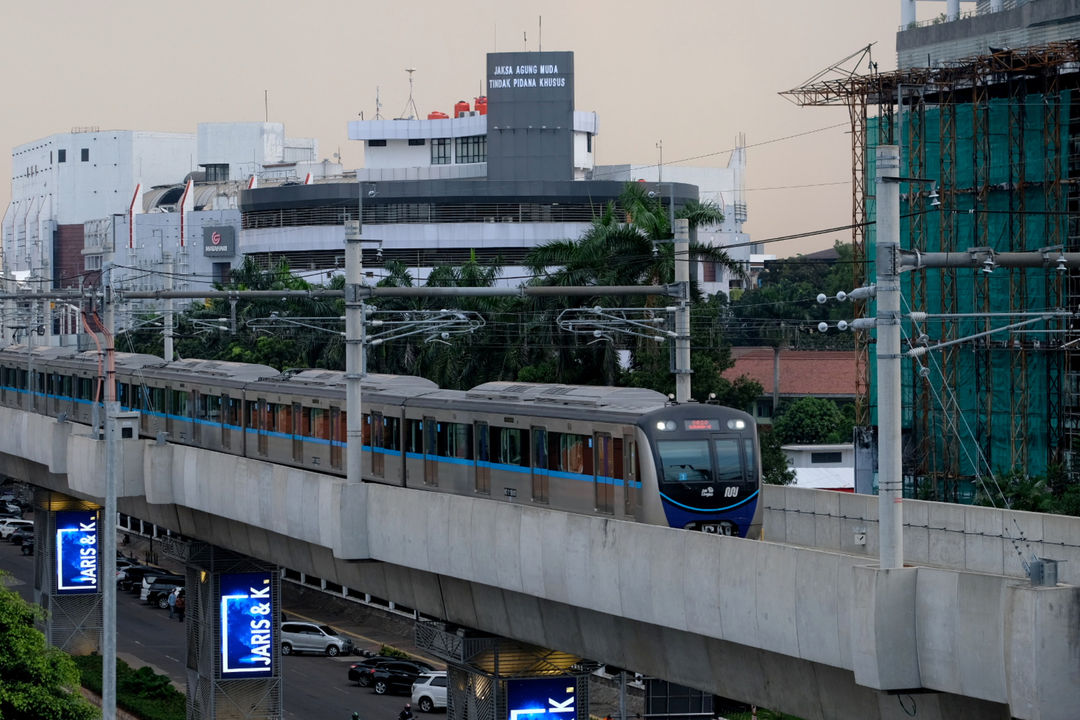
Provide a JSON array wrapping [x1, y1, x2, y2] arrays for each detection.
[[0, 519, 32, 539], [412, 672, 448, 712]]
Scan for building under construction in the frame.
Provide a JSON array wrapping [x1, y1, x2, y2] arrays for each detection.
[[784, 0, 1080, 500]]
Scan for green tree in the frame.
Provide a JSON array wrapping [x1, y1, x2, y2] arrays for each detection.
[[0, 576, 99, 719], [772, 396, 848, 445], [759, 427, 796, 485]]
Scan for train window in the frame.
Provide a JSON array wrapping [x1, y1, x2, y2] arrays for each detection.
[[247, 400, 260, 428], [423, 416, 438, 486], [743, 439, 756, 482], [383, 416, 400, 451], [171, 390, 189, 418], [334, 409, 347, 444], [78, 377, 93, 401], [474, 421, 490, 495], [309, 407, 327, 439], [117, 382, 129, 408], [275, 404, 292, 433], [362, 414, 372, 446], [264, 403, 277, 432], [62, 375, 73, 399], [406, 419, 423, 453], [494, 426, 528, 466], [206, 394, 222, 421], [329, 407, 343, 470], [441, 422, 472, 459], [623, 437, 638, 515], [656, 440, 712, 484], [225, 395, 240, 426], [531, 427, 547, 469], [713, 438, 742, 483], [551, 433, 592, 475]]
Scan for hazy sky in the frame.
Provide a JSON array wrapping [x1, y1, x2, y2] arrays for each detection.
[[1, 1, 908, 258]]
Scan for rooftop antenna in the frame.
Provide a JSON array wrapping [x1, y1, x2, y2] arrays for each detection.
[[539, 16, 542, 52], [523, 31, 527, 51], [398, 68, 420, 120], [374, 86, 383, 120]]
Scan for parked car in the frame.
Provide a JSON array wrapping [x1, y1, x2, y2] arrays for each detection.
[[140, 573, 185, 602], [0, 502, 22, 518], [8, 527, 33, 545], [145, 580, 185, 609], [371, 660, 439, 696], [20, 536, 34, 556], [0, 518, 32, 539], [349, 656, 434, 687], [118, 565, 169, 592], [411, 672, 448, 712], [280, 621, 353, 657]]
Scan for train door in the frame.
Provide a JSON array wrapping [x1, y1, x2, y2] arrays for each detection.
[[291, 402, 303, 463], [622, 435, 638, 515], [329, 407, 343, 470], [221, 394, 232, 450], [594, 433, 613, 513], [474, 421, 490, 494], [256, 398, 269, 456], [423, 416, 438, 486], [531, 426, 548, 503], [192, 390, 203, 444], [372, 411, 385, 478]]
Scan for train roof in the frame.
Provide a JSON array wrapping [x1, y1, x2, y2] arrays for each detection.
[[141, 358, 280, 384], [0, 345, 166, 372], [464, 382, 670, 411], [246, 369, 439, 395]]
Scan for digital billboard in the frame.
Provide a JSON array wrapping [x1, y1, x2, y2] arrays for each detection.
[[55, 511, 98, 594], [220, 572, 274, 678], [506, 677, 577, 720]]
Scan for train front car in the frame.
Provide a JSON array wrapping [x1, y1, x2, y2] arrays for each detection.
[[638, 404, 760, 538]]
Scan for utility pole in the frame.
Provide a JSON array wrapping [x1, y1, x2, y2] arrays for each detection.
[[344, 183, 369, 486], [164, 254, 174, 361], [875, 145, 904, 570], [102, 262, 119, 720], [674, 218, 692, 403]]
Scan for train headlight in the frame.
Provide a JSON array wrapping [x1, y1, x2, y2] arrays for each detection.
[[727, 419, 746, 430], [656, 420, 677, 431]]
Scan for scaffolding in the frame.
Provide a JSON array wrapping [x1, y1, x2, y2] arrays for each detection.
[[782, 41, 1080, 499]]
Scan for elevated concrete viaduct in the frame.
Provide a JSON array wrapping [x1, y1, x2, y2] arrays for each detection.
[[2, 404, 1077, 720]]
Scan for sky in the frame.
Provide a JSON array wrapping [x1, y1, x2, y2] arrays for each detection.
[[0, 0, 909, 258]]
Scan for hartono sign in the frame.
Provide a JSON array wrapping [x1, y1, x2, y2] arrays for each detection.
[[485, 51, 574, 182], [203, 226, 236, 258]]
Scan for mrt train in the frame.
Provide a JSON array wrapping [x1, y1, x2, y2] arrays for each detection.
[[0, 345, 761, 537]]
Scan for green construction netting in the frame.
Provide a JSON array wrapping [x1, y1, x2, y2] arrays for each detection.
[[866, 90, 1071, 498]]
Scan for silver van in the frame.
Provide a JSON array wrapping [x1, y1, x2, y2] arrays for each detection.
[[280, 621, 353, 657]]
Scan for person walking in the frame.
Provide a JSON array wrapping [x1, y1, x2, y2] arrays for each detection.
[[398, 703, 413, 720], [167, 587, 178, 619], [175, 590, 186, 622]]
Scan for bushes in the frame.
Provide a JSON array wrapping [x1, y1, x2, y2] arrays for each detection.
[[70, 654, 186, 720]]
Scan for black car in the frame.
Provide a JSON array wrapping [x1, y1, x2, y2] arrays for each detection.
[[8, 527, 33, 545], [20, 536, 33, 555], [118, 566, 171, 592], [145, 581, 184, 609], [370, 660, 438, 696], [348, 656, 424, 687]]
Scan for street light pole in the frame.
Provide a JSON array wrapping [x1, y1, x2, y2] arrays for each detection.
[[876, 145, 904, 570], [674, 218, 692, 403], [102, 262, 119, 720], [345, 182, 368, 486]]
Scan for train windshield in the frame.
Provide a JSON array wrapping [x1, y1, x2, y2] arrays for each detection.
[[713, 438, 742, 483], [657, 440, 713, 484]]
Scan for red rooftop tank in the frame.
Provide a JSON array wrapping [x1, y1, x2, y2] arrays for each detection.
[[474, 96, 488, 115], [454, 100, 470, 117], [428, 111, 449, 120]]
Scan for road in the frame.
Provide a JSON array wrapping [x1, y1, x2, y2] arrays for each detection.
[[0, 528, 431, 720]]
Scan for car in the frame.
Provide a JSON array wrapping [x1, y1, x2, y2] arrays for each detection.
[[0, 502, 22, 518], [349, 656, 434, 687], [280, 621, 353, 657], [371, 660, 439, 696], [0, 519, 32, 539], [145, 581, 184, 609], [20, 536, 34, 556], [411, 672, 448, 712], [119, 565, 170, 592], [140, 573, 185, 602], [8, 527, 33, 545]]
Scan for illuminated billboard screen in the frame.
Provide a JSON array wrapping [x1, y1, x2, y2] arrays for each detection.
[[220, 572, 274, 678], [55, 511, 98, 594], [506, 677, 577, 720]]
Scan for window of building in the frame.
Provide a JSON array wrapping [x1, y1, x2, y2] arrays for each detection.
[[58, 149, 66, 163], [367, 139, 387, 147], [454, 135, 486, 164], [408, 138, 426, 146], [586, 133, 592, 152], [811, 451, 843, 464], [431, 138, 450, 165], [80, 148, 89, 162], [204, 163, 229, 182], [756, 398, 773, 418]]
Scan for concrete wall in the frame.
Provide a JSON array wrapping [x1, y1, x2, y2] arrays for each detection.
[[0, 405, 1077, 719], [762, 484, 1080, 585]]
